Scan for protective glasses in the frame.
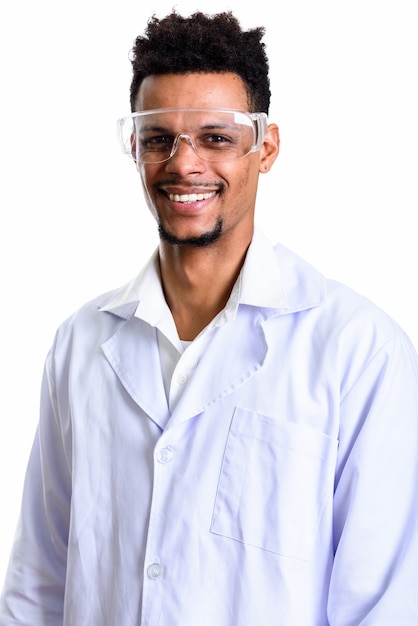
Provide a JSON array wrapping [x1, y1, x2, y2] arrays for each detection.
[[117, 108, 268, 164]]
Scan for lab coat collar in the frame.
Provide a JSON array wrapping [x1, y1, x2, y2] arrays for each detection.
[[98, 250, 160, 320], [99, 229, 325, 427], [98, 228, 325, 320]]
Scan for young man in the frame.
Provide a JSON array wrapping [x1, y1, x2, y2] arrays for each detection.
[[1, 11, 418, 625]]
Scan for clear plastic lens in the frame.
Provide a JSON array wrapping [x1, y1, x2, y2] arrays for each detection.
[[117, 108, 267, 163]]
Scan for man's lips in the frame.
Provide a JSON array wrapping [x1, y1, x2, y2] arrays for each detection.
[[167, 191, 217, 204]]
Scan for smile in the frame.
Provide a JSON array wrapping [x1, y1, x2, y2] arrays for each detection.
[[168, 191, 217, 204]]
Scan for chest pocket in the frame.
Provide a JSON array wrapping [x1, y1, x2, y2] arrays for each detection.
[[211, 406, 338, 560]]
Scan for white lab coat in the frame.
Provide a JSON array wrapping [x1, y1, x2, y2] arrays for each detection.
[[1, 233, 418, 625]]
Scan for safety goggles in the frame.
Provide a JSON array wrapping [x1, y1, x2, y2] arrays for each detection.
[[117, 108, 268, 164]]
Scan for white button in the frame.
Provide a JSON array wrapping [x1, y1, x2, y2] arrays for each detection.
[[177, 373, 188, 385], [147, 563, 163, 580], [157, 447, 173, 464]]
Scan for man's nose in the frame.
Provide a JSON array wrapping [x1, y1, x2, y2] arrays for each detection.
[[169, 134, 200, 160], [165, 134, 204, 172]]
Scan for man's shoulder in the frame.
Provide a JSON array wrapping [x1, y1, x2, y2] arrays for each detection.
[[55, 249, 160, 337], [51, 280, 139, 351], [272, 240, 402, 343]]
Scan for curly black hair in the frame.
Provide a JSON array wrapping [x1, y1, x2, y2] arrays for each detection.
[[129, 11, 271, 114]]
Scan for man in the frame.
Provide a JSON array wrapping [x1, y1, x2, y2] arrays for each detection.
[[1, 10, 418, 625]]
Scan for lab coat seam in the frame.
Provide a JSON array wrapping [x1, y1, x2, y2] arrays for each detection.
[[171, 363, 264, 424], [340, 332, 398, 404]]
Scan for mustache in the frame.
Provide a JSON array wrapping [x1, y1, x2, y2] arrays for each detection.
[[155, 178, 225, 190]]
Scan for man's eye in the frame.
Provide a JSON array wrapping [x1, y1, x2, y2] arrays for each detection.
[[203, 134, 234, 145], [140, 135, 173, 149]]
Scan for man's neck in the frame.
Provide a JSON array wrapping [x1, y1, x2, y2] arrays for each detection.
[[158, 235, 251, 341]]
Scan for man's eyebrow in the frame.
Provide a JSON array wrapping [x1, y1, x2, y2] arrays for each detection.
[[139, 121, 238, 132], [139, 123, 172, 132]]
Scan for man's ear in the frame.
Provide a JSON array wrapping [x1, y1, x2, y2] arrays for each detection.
[[130, 132, 137, 162], [259, 123, 280, 173]]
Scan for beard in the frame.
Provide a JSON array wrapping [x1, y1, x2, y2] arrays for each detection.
[[158, 217, 223, 248]]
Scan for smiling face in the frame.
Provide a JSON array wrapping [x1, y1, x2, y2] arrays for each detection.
[[134, 72, 279, 249]]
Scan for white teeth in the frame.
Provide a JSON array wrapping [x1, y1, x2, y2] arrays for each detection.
[[168, 191, 216, 203]]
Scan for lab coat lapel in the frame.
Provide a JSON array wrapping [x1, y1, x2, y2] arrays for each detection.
[[169, 306, 269, 425], [101, 316, 169, 428]]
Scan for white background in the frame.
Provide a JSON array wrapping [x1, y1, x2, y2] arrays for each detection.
[[0, 0, 417, 585]]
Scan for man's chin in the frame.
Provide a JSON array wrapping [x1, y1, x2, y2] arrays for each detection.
[[158, 219, 223, 248]]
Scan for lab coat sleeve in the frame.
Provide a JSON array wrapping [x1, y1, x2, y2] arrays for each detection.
[[328, 329, 418, 625], [0, 349, 71, 625]]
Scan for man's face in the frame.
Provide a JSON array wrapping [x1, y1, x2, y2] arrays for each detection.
[[134, 72, 279, 248]]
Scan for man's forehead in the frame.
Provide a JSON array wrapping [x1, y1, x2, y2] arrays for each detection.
[[134, 72, 250, 112], [134, 108, 255, 132]]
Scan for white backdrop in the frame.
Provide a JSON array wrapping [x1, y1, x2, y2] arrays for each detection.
[[1, 0, 417, 585]]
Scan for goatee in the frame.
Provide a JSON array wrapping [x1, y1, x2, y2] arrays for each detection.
[[158, 218, 223, 248]]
